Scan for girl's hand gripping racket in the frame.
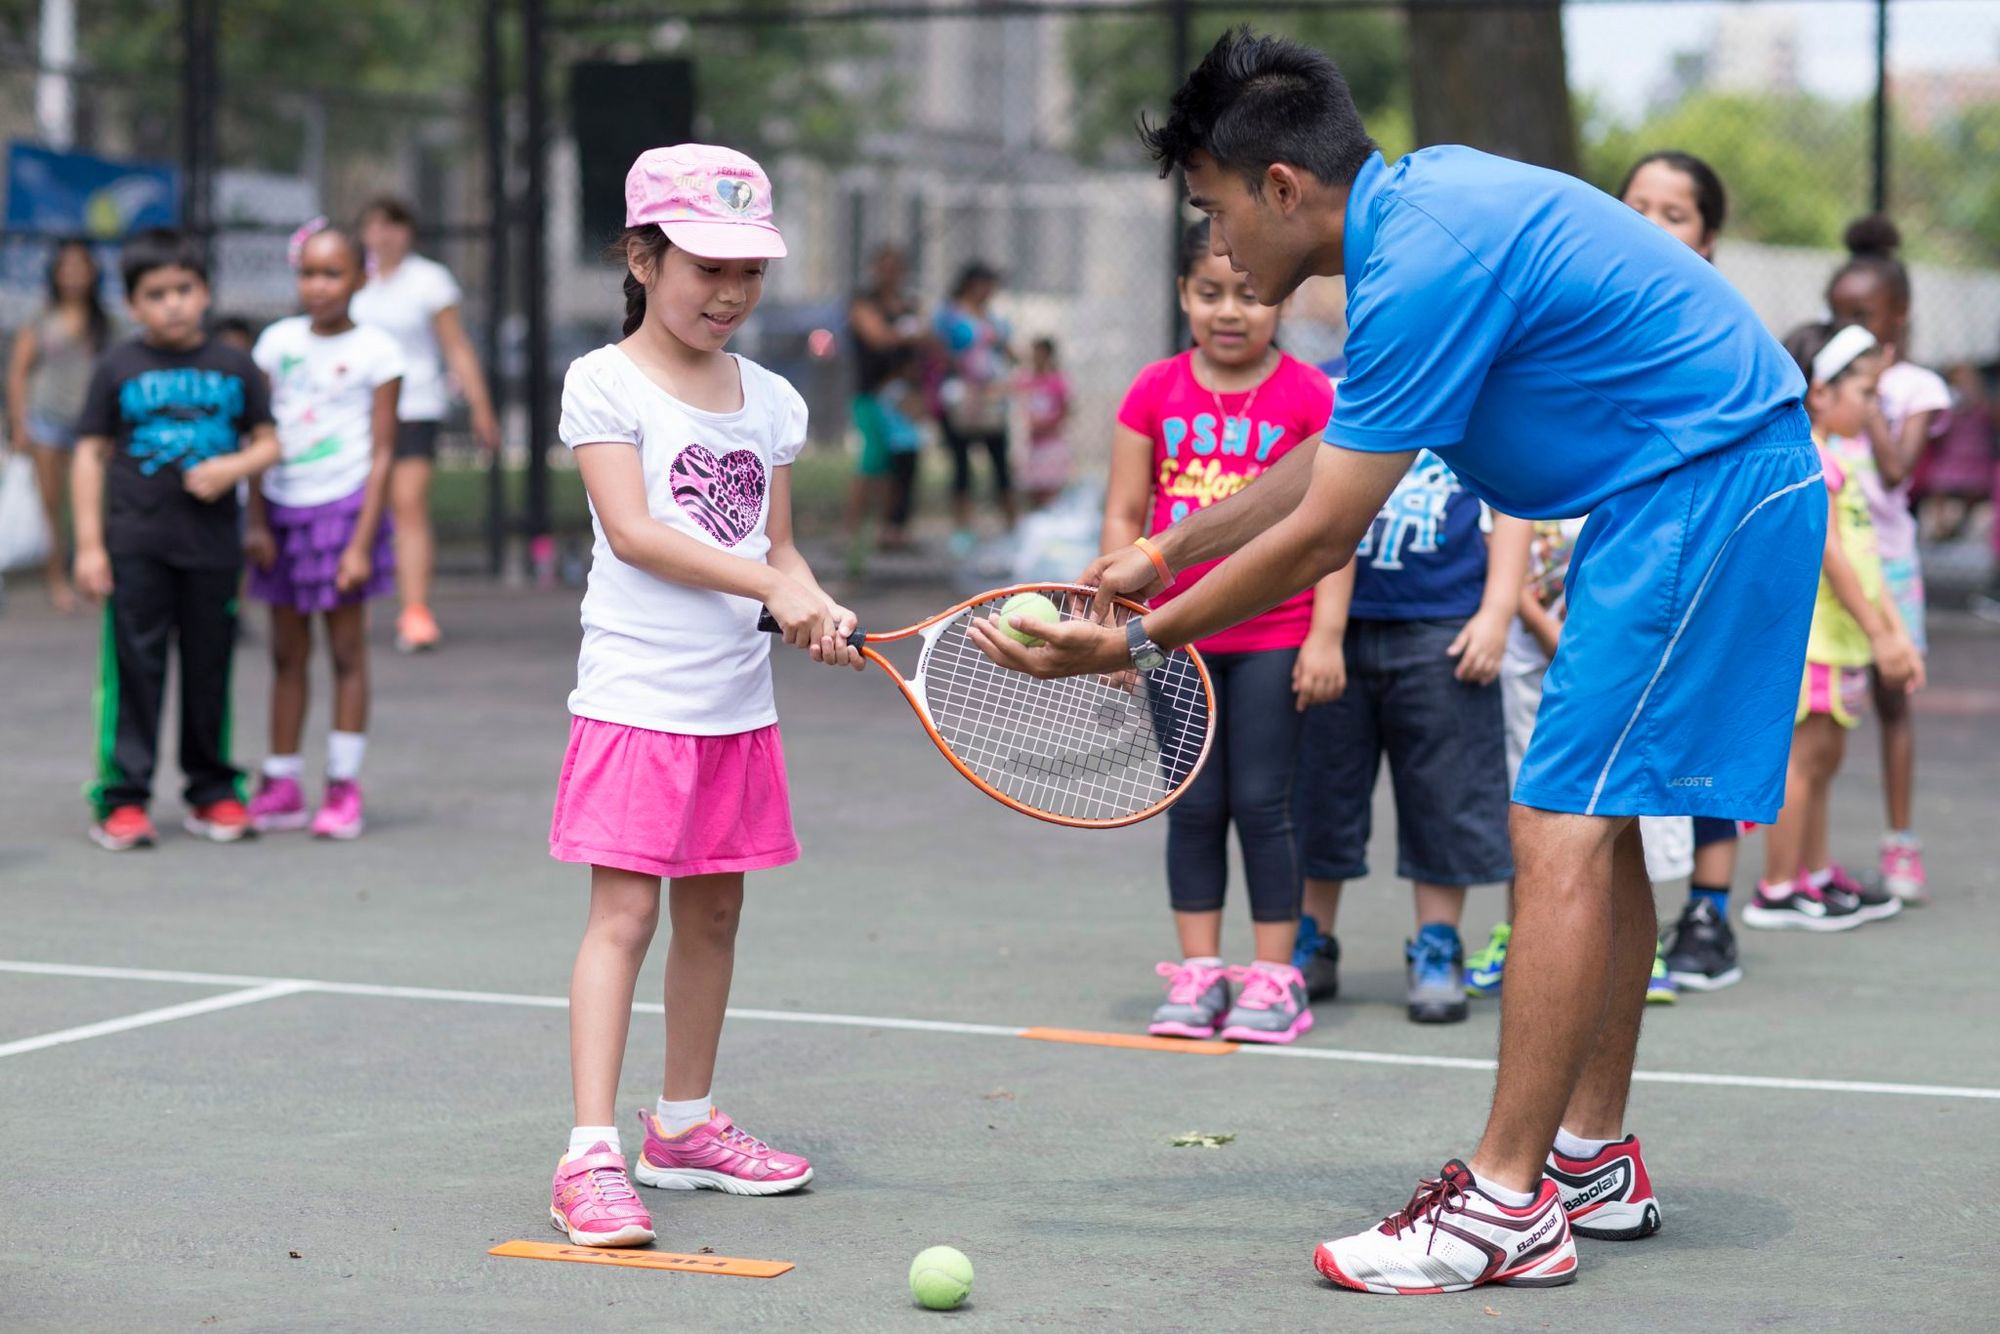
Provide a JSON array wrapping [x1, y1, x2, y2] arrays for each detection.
[[758, 583, 1214, 828]]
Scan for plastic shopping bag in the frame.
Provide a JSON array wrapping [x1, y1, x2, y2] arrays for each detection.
[[0, 452, 51, 572]]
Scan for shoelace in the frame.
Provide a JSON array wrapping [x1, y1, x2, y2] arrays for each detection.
[[585, 1162, 638, 1205], [1378, 1173, 1469, 1254], [1154, 960, 1219, 1005], [1224, 965, 1287, 1011], [717, 1123, 771, 1156], [1409, 937, 1458, 984]]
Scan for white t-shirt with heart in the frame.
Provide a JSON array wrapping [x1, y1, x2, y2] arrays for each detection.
[[559, 345, 808, 735]]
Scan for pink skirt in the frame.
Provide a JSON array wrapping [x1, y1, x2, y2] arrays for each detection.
[[549, 716, 799, 879]]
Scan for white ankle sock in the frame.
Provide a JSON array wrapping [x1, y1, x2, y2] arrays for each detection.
[[567, 1125, 620, 1158], [1553, 1127, 1615, 1159], [1251, 959, 1292, 976], [1805, 866, 1834, 891], [1182, 955, 1222, 969], [327, 731, 367, 782], [263, 754, 304, 781], [1472, 1171, 1536, 1208], [656, 1094, 712, 1135]]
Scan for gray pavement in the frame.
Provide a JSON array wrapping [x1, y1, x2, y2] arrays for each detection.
[[1, 576, 1996, 1331]]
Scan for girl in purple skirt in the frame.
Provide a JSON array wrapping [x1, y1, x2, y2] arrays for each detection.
[[244, 222, 404, 839]]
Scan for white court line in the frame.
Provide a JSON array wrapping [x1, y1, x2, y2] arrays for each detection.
[[4, 959, 1997, 1102], [0, 981, 310, 1060]]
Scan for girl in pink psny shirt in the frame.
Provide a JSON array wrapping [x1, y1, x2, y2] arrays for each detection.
[[1825, 214, 1949, 904], [1102, 220, 1340, 1047]]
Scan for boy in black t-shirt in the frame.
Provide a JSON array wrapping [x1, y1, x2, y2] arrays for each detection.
[[71, 228, 278, 850]]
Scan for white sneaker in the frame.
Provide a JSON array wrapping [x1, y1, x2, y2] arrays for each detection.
[[1313, 1160, 1578, 1295]]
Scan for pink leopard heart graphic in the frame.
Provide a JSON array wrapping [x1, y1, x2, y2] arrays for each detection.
[[670, 444, 767, 547]]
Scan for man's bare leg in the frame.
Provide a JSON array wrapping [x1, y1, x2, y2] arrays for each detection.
[[1468, 806, 1628, 1191], [1559, 821, 1655, 1139]]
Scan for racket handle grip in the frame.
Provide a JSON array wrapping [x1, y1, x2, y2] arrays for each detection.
[[756, 608, 866, 646]]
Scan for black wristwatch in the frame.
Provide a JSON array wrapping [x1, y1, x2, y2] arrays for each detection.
[[1124, 616, 1167, 673]]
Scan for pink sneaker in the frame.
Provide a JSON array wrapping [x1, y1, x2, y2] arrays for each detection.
[[310, 780, 364, 840], [247, 775, 309, 832], [633, 1108, 813, 1195], [549, 1143, 655, 1247], [1881, 838, 1929, 906], [1217, 963, 1313, 1044]]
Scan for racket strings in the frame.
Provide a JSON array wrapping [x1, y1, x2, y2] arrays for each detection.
[[918, 594, 1212, 824]]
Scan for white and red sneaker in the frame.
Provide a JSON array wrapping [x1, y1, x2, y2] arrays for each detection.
[[1544, 1134, 1661, 1240], [1313, 1160, 1577, 1295]]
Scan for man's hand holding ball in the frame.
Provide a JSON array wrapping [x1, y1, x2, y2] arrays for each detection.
[[966, 600, 1130, 679]]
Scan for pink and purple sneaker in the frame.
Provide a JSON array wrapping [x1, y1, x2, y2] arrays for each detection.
[[311, 780, 364, 840], [1880, 837, 1929, 906], [1148, 960, 1232, 1039], [247, 775, 309, 832], [550, 1143, 655, 1247], [1218, 963, 1313, 1044], [632, 1108, 813, 1196]]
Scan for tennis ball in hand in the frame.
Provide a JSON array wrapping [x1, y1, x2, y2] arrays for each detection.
[[998, 592, 1061, 646], [909, 1245, 973, 1310]]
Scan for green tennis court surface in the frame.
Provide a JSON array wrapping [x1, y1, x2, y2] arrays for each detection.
[[3, 581, 1995, 1330]]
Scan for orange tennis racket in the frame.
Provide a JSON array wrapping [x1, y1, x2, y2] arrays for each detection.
[[759, 583, 1214, 828]]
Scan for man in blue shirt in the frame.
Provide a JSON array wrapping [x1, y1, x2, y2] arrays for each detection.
[[968, 30, 1823, 1294]]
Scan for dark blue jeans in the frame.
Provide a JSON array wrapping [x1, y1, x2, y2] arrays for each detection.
[[1166, 647, 1304, 922]]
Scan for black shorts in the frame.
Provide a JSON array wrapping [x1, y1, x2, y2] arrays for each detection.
[[1295, 616, 1515, 886], [393, 420, 441, 461]]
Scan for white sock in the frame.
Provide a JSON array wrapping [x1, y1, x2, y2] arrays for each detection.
[[1805, 866, 1834, 891], [1886, 829, 1917, 847], [1183, 955, 1223, 969], [655, 1094, 712, 1136], [327, 731, 367, 781], [567, 1125, 620, 1158], [1553, 1127, 1615, 1159], [1472, 1171, 1536, 1209], [263, 754, 304, 781], [1251, 959, 1292, 976]]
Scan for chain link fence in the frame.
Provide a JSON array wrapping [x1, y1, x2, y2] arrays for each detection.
[[1, 2, 1994, 571]]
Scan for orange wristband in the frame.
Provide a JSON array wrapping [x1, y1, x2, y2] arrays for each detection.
[[1132, 535, 1173, 585]]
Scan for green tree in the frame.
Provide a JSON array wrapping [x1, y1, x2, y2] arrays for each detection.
[[1066, 11, 1406, 167], [1584, 92, 1868, 249]]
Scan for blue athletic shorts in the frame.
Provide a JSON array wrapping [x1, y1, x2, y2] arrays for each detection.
[[1512, 411, 1824, 823]]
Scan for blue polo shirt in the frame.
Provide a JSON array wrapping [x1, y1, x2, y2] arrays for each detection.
[[1326, 147, 1806, 518]]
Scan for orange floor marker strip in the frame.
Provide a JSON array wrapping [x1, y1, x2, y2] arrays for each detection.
[[1019, 1026, 1239, 1055], [489, 1240, 793, 1277]]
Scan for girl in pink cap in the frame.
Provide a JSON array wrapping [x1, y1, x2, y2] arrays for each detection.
[[546, 143, 860, 1248]]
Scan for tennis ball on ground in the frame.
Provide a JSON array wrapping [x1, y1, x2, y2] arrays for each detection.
[[909, 1245, 973, 1310], [998, 592, 1061, 646]]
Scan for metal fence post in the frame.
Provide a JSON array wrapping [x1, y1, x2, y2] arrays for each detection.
[[1167, 0, 1190, 355], [483, 0, 511, 579], [1872, 0, 1889, 214], [179, 0, 217, 267], [521, 0, 553, 575]]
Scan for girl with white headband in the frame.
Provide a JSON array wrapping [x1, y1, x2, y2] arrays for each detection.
[[1742, 322, 1923, 933]]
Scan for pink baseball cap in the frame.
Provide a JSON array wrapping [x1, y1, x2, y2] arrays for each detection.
[[624, 143, 787, 260]]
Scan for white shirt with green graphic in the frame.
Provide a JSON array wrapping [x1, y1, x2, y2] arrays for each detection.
[[251, 316, 404, 508]]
